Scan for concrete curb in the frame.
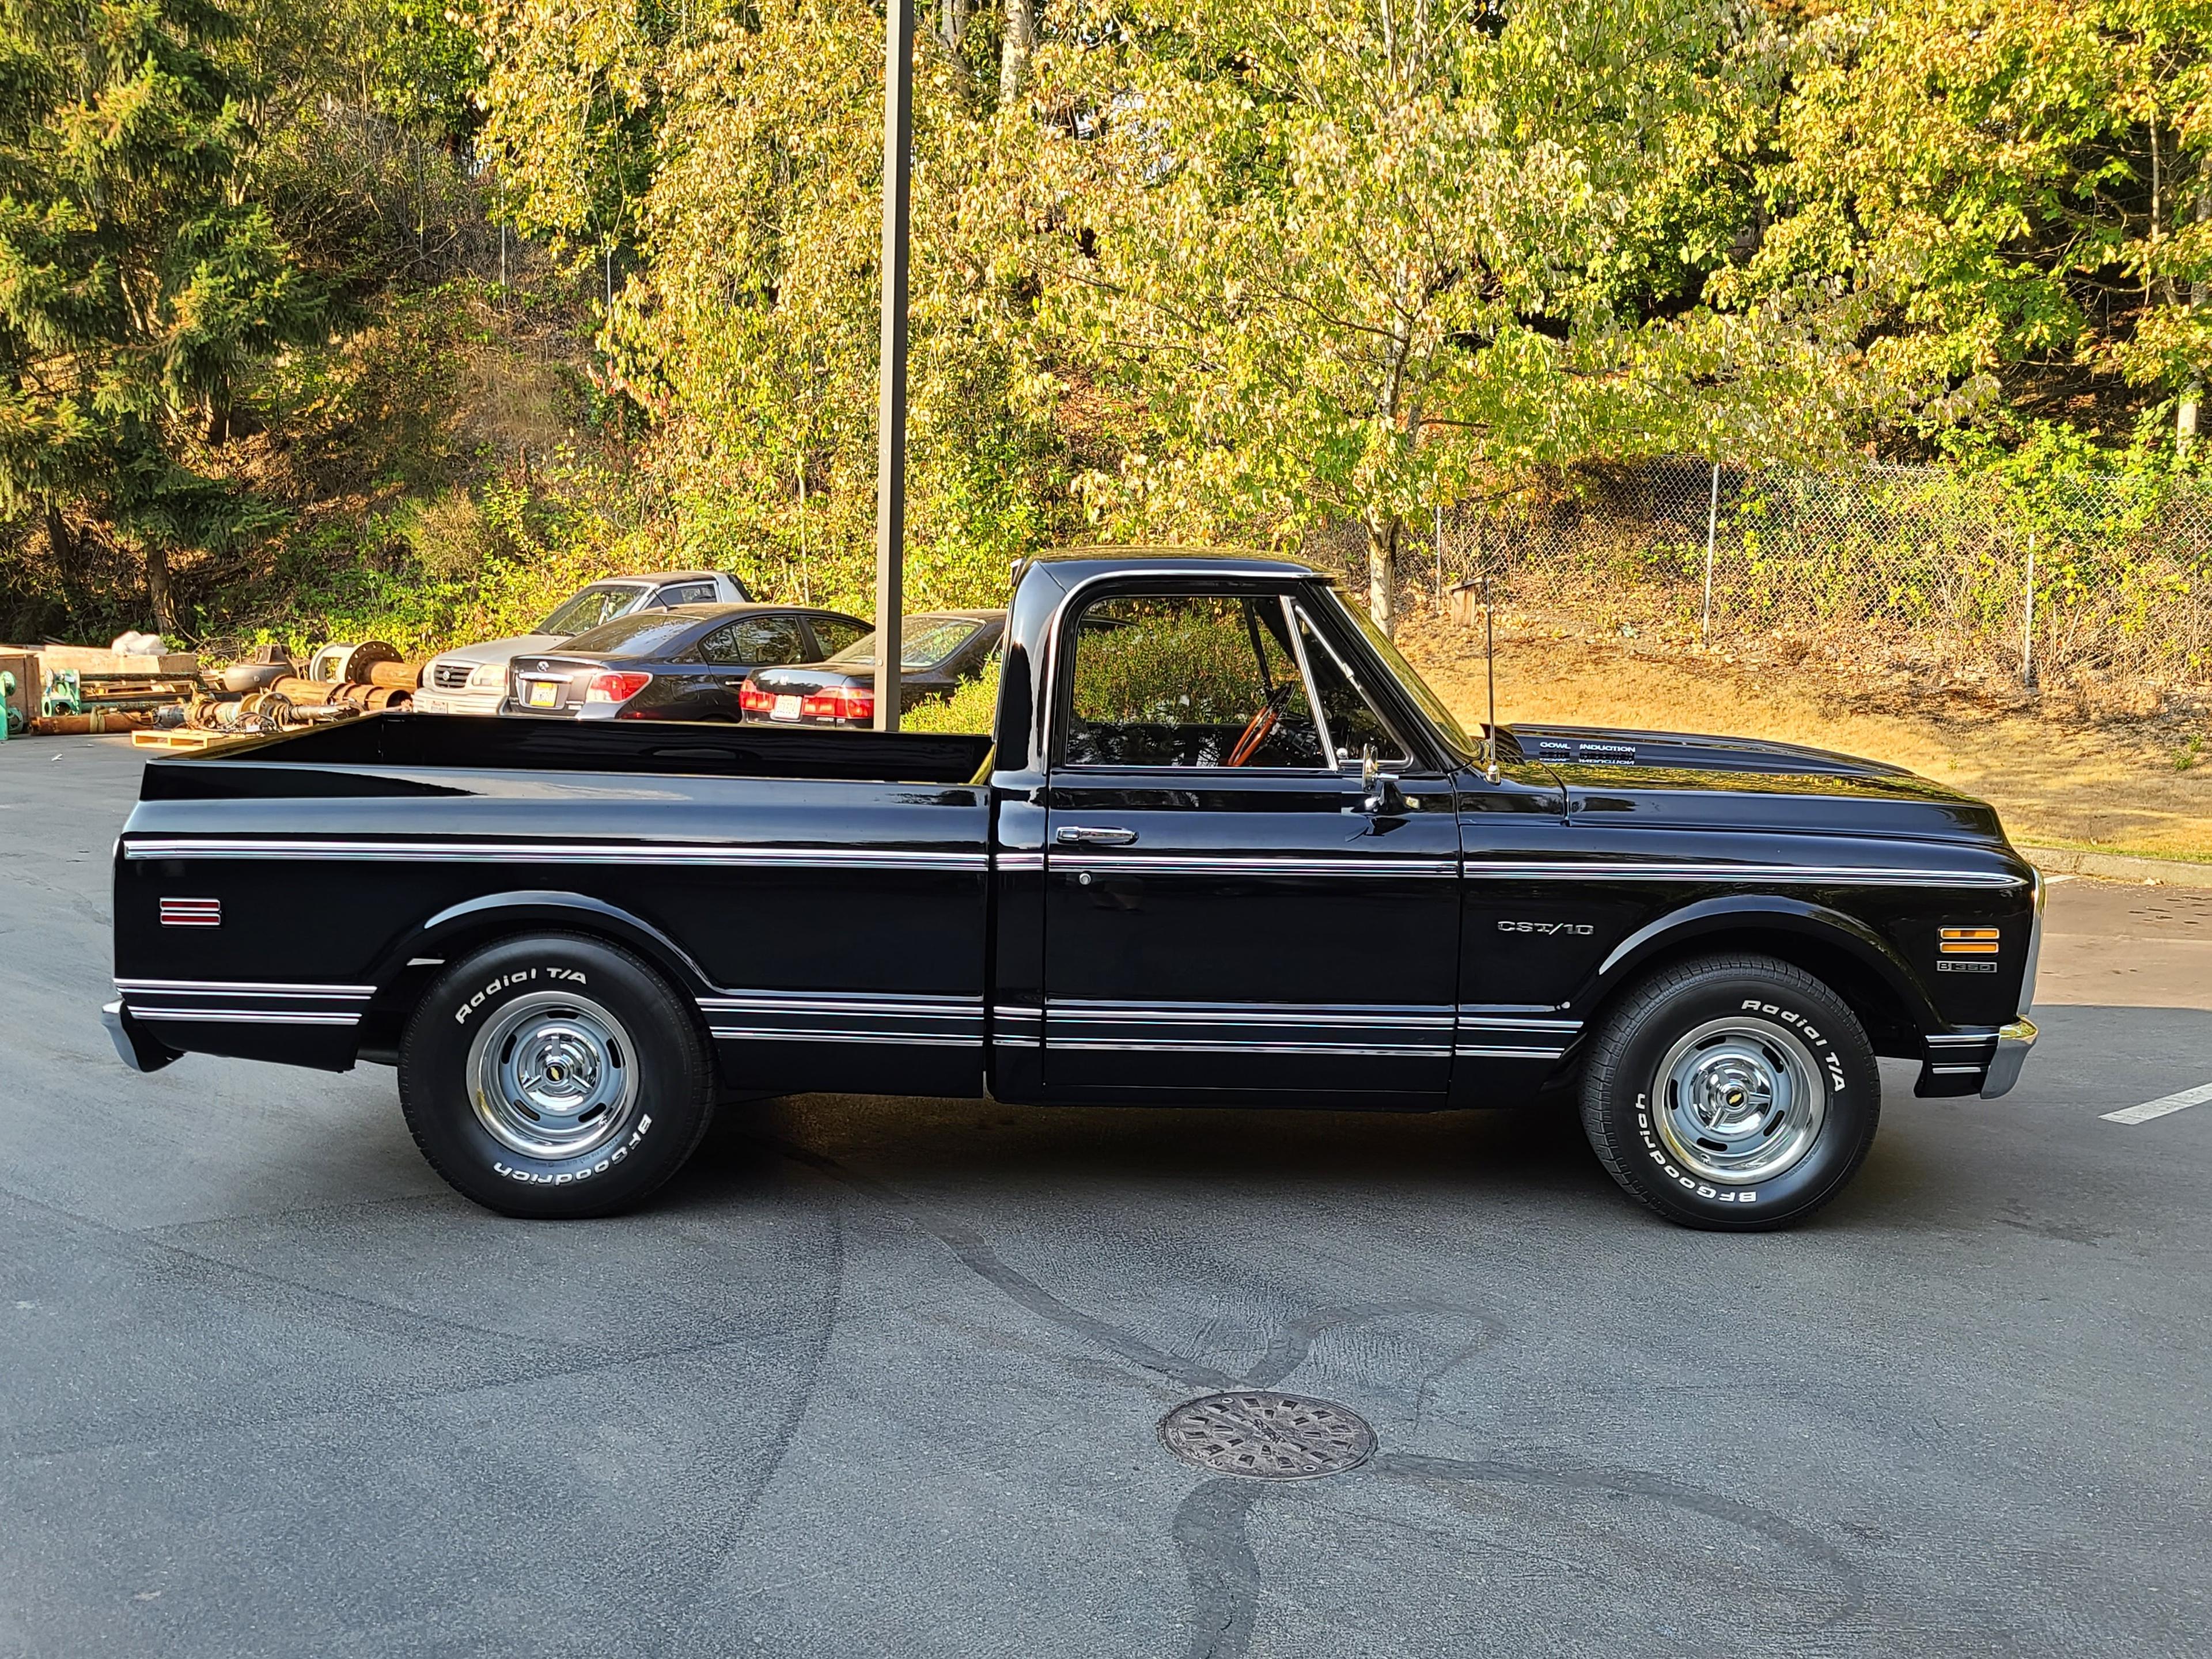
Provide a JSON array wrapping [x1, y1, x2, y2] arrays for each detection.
[[2024, 845, 2212, 888]]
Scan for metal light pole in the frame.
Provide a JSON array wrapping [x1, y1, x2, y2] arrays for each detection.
[[872, 0, 915, 732]]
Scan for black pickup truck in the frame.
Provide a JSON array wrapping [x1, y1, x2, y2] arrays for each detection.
[[105, 548, 2041, 1229]]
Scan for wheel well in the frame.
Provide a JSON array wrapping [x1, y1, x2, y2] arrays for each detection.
[[1580, 926, 1923, 1060], [354, 915, 715, 1067]]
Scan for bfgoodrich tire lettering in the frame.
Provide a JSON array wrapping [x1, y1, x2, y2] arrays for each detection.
[[1579, 954, 1879, 1230], [399, 934, 714, 1218]]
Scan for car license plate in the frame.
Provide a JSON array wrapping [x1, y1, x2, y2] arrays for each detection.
[[771, 694, 801, 721], [525, 680, 559, 709]]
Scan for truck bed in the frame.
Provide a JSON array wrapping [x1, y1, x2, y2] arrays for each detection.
[[139, 712, 995, 794], [116, 713, 998, 1090]]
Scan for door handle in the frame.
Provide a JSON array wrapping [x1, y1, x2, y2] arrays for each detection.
[[1056, 825, 1138, 845]]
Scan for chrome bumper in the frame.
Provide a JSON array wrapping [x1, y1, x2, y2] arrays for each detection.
[[1979, 1018, 2037, 1099], [103, 1001, 179, 1074], [410, 688, 504, 717]]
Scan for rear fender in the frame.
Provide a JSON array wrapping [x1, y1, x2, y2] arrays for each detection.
[[355, 891, 718, 1063]]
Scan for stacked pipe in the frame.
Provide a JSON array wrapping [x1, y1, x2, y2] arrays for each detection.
[[184, 691, 290, 734], [268, 677, 412, 710], [29, 709, 156, 736]]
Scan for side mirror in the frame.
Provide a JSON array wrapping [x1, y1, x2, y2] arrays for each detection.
[[1358, 744, 1409, 816]]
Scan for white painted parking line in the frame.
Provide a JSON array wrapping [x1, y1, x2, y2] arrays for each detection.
[[2102, 1082, 2212, 1125]]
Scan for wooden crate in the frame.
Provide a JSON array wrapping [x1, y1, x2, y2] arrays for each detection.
[[2, 643, 200, 678], [0, 650, 35, 730]]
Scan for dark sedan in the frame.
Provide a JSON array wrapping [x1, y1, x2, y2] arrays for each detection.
[[739, 610, 1005, 726], [503, 604, 870, 722]]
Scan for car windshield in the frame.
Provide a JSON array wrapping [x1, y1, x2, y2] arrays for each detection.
[[556, 613, 701, 657], [827, 616, 986, 671], [1322, 590, 1477, 759], [537, 583, 652, 637]]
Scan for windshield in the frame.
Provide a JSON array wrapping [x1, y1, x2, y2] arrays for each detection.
[[537, 583, 652, 637], [827, 616, 987, 672], [1321, 590, 1477, 759], [557, 613, 701, 657]]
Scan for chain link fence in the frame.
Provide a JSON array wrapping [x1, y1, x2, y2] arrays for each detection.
[[1327, 460, 2212, 710]]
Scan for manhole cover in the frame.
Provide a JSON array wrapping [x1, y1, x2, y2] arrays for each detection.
[[1158, 1392, 1376, 1480]]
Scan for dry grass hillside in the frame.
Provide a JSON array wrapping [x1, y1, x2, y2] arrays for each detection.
[[1397, 615, 2212, 864]]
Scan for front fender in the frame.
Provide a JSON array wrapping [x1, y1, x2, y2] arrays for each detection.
[[1584, 892, 1941, 1037]]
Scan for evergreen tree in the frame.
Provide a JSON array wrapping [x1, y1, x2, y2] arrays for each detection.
[[0, 0, 324, 630]]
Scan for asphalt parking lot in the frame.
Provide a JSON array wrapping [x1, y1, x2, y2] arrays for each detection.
[[3, 737, 2208, 1658]]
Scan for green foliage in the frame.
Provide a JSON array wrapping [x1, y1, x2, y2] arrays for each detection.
[[1069, 597, 1289, 725], [13, 0, 2212, 673], [902, 658, 1002, 733], [1730, 0, 2212, 445], [0, 0, 327, 626], [393, 488, 510, 579], [997, 0, 1889, 632]]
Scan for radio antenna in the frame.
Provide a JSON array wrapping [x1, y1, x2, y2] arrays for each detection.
[[1483, 571, 1501, 784]]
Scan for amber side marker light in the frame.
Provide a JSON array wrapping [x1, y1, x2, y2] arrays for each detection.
[[1939, 927, 2002, 956]]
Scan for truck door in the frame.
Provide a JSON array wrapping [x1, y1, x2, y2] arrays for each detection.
[[1038, 584, 1461, 1099]]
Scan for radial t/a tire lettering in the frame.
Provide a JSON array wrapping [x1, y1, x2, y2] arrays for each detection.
[[1579, 953, 1879, 1230], [399, 934, 714, 1219]]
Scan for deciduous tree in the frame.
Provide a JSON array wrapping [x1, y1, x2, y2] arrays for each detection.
[[1005, 0, 1886, 633]]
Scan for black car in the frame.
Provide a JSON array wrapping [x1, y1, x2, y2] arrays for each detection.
[[503, 603, 870, 722], [740, 609, 1004, 726]]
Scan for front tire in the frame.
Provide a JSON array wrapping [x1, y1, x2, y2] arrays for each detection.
[[399, 934, 714, 1218], [1580, 954, 1879, 1230]]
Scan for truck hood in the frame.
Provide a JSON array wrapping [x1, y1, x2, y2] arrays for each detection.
[[1509, 722, 2010, 844], [1509, 723, 1912, 781]]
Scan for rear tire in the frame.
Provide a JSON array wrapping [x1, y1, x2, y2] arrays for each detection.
[[1580, 954, 1878, 1230], [399, 934, 714, 1218]]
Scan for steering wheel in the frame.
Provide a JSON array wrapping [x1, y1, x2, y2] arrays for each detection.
[[1226, 683, 1292, 767]]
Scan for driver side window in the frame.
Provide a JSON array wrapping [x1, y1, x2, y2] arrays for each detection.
[[1063, 593, 1326, 768]]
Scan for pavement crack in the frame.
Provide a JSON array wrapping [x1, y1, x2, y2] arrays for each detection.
[[1373, 1451, 1869, 1623], [1241, 1298, 1498, 1391], [2, 1181, 581, 1356], [762, 1137, 1240, 1391], [655, 1198, 846, 1659], [1172, 1478, 1266, 1659]]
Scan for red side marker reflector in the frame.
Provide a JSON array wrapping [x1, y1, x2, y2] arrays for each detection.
[[160, 898, 221, 927]]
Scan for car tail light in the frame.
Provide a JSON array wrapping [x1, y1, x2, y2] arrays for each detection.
[[738, 683, 774, 714], [1938, 926, 2001, 956], [585, 671, 653, 703], [801, 686, 874, 721]]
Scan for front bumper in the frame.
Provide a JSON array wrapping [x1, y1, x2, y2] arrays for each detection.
[[1979, 1018, 2037, 1099], [410, 687, 505, 717], [103, 1001, 179, 1074]]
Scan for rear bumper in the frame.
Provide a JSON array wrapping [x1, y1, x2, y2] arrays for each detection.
[[1979, 1018, 2037, 1099], [103, 1000, 179, 1074]]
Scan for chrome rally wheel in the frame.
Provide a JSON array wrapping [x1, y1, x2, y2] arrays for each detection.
[[467, 991, 639, 1162], [1652, 1016, 1827, 1187]]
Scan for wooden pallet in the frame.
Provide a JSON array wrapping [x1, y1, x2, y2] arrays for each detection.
[[131, 727, 256, 752]]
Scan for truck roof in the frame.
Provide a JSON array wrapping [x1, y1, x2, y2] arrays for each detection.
[[1026, 545, 1330, 584]]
